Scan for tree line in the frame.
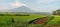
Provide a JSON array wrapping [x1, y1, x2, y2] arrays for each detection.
[[52, 9, 60, 15], [0, 14, 30, 16]]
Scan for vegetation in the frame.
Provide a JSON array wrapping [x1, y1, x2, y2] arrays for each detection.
[[0, 12, 60, 27], [0, 13, 46, 27], [0, 13, 30, 16], [52, 9, 60, 15]]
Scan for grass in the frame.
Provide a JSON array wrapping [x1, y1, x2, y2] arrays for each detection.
[[47, 15, 60, 26], [0, 14, 46, 27], [0, 14, 60, 27]]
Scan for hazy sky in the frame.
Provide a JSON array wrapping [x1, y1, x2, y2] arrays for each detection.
[[0, 0, 60, 12]]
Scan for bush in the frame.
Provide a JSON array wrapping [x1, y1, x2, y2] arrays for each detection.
[[0, 14, 6, 16]]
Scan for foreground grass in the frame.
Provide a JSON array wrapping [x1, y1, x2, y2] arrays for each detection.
[[47, 16, 60, 26], [0, 14, 46, 27], [0, 14, 60, 27]]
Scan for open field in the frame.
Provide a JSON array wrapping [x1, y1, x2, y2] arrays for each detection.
[[0, 14, 60, 27], [47, 16, 60, 26], [0, 14, 46, 27]]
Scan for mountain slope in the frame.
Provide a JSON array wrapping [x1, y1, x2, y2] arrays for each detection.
[[7, 6, 35, 13]]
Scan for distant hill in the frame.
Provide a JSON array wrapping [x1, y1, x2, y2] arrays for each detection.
[[7, 6, 36, 13], [33, 12, 51, 15], [0, 6, 51, 15]]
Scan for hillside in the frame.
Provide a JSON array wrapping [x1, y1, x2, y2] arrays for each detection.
[[7, 6, 36, 13]]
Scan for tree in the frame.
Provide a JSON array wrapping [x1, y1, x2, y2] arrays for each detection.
[[52, 11, 57, 15], [52, 9, 60, 15], [56, 9, 60, 15]]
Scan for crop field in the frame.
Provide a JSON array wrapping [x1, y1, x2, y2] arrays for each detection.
[[0, 14, 46, 27], [47, 16, 60, 26], [0, 14, 60, 27]]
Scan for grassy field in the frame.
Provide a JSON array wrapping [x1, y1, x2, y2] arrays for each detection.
[[0, 14, 60, 27], [0, 14, 46, 27], [47, 16, 60, 26]]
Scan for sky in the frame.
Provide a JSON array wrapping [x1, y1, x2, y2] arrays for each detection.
[[0, 0, 60, 12]]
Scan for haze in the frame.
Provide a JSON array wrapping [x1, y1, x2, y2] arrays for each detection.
[[0, 0, 59, 12]]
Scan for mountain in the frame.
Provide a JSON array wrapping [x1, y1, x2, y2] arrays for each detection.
[[7, 6, 36, 13], [0, 6, 50, 15]]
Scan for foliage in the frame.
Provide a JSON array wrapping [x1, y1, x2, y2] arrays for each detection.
[[0, 13, 60, 27], [0, 14, 46, 27], [47, 16, 60, 26], [52, 9, 60, 15]]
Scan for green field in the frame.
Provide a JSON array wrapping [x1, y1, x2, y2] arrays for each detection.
[[0, 14, 60, 27], [47, 16, 60, 26], [0, 14, 46, 27]]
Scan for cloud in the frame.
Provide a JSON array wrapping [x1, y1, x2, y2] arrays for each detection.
[[0, 6, 9, 10], [33, 6, 58, 12], [0, 0, 27, 10], [9, 0, 26, 7], [0, 5, 14, 10], [37, 0, 57, 4], [31, 0, 58, 12]]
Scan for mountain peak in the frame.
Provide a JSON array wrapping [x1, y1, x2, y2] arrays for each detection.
[[7, 6, 36, 13]]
